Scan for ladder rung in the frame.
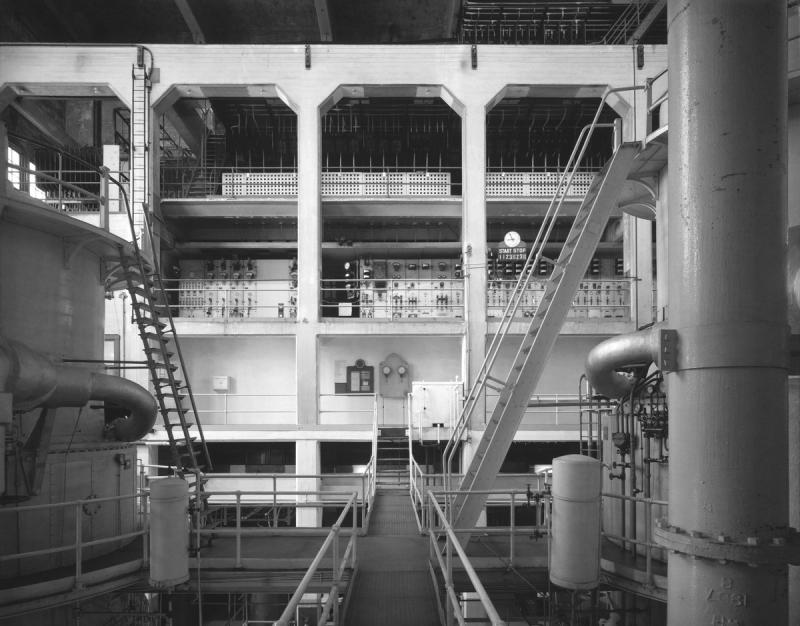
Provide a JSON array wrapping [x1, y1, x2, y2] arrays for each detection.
[[156, 378, 182, 386], [140, 317, 167, 329], [165, 420, 194, 428], [144, 333, 170, 343], [145, 348, 174, 358]]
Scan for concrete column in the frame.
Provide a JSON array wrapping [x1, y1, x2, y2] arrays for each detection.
[[788, 102, 800, 624], [664, 1, 789, 624], [296, 98, 321, 426], [296, 439, 321, 527], [790, 377, 800, 624], [461, 96, 488, 421]]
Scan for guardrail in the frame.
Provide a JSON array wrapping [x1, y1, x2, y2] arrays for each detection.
[[190, 393, 297, 425], [645, 67, 668, 138], [0, 491, 149, 585], [487, 278, 631, 321], [485, 392, 585, 428], [190, 492, 359, 626], [158, 278, 296, 320], [427, 494, 508, 626], [485, 167, 598, 198], [6, 134, 125, 222], [322, 277, 465, 319], [160, 164, 461, 198], [602, 491, 668, 587]]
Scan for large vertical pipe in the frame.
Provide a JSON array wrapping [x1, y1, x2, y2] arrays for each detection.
[[665, 1, 789, 624]]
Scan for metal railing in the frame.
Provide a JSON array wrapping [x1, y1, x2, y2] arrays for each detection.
[[191, 393, 297, 425], [485, 167, 599, 198], [319, 392, 377, 426], [601, 491, 668, 587], [160, 163, 461, 198], [160, 164, 298, 199], [0, 491, 149, 585], [6, 134, 125, 219], [274, 493, 358, 626], [427, 494, 509, 626], [486, 278, 631, 321], [645, 67, 669, 138], [191, 492, 359, 626], [321, 165, 460, 197], [159, 278, 297, 320], [322, 277, 465, 320]]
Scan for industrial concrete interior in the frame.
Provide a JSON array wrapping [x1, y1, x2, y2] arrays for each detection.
[[0, 0, 798, 624]]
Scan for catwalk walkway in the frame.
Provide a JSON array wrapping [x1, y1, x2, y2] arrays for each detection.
[[344, 489, 440, 625]]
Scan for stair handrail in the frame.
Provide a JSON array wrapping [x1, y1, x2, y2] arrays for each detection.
[[443, 85, 647, 515], [428, 493, 507, 626], [601, 1, 644, 45]]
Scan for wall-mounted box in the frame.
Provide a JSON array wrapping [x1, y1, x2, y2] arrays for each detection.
[[212, 376, 231, 392]]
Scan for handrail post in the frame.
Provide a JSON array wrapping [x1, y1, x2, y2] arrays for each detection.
[[143, 493, 150, 567], [57, 152, 63, 212], [332, 527, 340, 624], [74, 502, 83, 588], [273, 476, 278, 528], [510, 492, 515, 566], [352, 501, 358, 564], [361, 473, 366, 529], [99, 166, 110, 230], [445, 531, 454, 626], [235, 491, 242, 568]]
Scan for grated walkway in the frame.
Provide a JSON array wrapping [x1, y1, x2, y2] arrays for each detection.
[[345, 490, 440, 626]]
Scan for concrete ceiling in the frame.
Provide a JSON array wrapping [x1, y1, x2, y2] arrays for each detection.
[[0, 0, 666, 45]]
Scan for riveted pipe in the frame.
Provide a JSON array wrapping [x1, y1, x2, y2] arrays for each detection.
[[0, 337, 158, 441], [665, 1, 789, 624]]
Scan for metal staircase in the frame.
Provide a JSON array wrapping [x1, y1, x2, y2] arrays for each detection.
[[117, 241, 213, 485], [443, 102, 641, 531]]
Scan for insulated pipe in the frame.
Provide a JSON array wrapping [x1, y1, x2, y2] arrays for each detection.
[[584, 326, 661, 398], [0, 337, 158, 442], [665, 1, 789, 624]]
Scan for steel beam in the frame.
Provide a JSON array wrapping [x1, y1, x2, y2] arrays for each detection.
[[663, 1, 789, 624], [173, 0, 207, 44], [314, 0, 333, 42]]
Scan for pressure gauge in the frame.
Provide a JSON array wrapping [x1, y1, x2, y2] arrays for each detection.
[[504, 231, 521, 248]]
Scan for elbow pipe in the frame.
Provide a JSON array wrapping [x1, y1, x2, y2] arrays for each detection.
[[585, 326, 662, 398], [0, 337, 157, 441]]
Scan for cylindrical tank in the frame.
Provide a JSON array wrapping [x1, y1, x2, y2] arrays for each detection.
[[0, 210, 139, 583], [149, 477, 189, 588], [549, 454, 602, 590]]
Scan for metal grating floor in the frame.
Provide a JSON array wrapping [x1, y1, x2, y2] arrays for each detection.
[[345, 491, 440, 625]]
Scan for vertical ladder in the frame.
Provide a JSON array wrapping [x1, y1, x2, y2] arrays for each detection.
[[117, 239, 213, 484], [449, 141, 640, 532], [130, 62, 150, 235]]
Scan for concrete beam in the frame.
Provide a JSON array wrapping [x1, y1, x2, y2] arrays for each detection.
[[173, 0, 207, 44], [9, 100, 79, 150]]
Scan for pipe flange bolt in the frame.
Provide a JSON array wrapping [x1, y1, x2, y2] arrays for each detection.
[[654, 525, 800, 566]]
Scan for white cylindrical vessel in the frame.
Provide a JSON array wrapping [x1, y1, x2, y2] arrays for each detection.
[[549, 454, 602, 590], [149, 478, 189, 587]]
